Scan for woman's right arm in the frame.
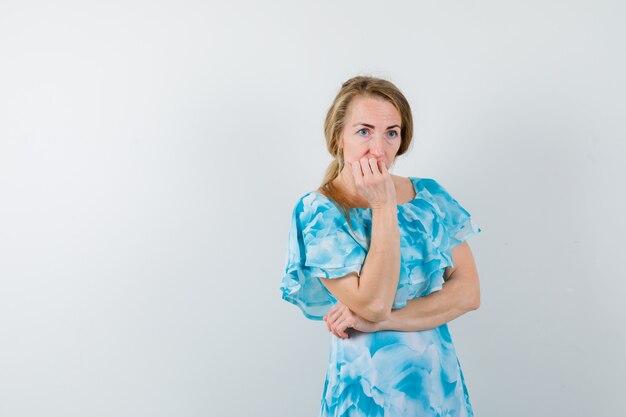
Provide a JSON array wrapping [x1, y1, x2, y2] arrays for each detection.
[[319, 158, 400, 323]]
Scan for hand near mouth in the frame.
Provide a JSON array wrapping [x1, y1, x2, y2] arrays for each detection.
[[349, 157, 396, 210]]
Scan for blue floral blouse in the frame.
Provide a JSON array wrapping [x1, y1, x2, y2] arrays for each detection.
[[280, 177, 481, 320], [279, 176, 482, 416]]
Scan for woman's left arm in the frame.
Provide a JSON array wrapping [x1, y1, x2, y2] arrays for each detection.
[[324, 241, 480, 337], [375, 241, 480, 332]]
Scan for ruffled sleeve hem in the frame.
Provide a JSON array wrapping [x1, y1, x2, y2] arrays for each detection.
[[416, 177, 482, 257], [279, 193, 366, 320], [280, 263, 363, 321], [448, 215, 481, 251]]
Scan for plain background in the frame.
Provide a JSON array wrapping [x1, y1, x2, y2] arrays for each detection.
[[1, 1, 625, 416]]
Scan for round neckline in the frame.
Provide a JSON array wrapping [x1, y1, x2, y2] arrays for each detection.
[[309, 176, 421, 209]]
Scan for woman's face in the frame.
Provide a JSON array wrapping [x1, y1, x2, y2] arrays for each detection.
[[340, 95, 402, 171]]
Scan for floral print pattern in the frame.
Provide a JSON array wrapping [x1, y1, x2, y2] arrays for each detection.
[[280, 177, 481, 416]]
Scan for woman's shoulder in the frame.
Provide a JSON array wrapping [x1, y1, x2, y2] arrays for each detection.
[[288, 191, 350, 236], [290, 189, 339, 220], [412, 176, 453, 197], [392, 174, 416, 193]]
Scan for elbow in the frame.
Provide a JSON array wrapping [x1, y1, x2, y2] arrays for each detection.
[[360, 302, 392, 323], [464, 275, 481, 311], [467, 291, 481, 311]]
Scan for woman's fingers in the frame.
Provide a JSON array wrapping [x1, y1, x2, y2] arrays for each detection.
[[327, 305, 343, 323], [360, 157, 373, 178], [329, 319, 345, 338], [334, 317, 352, 338], [350, 162, 364, 188], [379, 159, 388, 175], [351, 157, 383, 182], [330, 324, 343, 338], [325, 304, 346, 334], [327, 307, 355, 339], [323, 316, 332, 332], [368, 157, 381, 176], [326, 302, 377, 336]]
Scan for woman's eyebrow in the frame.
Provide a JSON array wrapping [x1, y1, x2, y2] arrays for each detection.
[[353, 123, 401, 129]]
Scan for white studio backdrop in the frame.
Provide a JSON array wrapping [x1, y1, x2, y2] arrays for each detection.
[[1, 1, 624, 416]]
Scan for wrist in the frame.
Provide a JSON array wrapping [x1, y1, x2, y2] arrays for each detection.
[[371, 204, 397, 214]]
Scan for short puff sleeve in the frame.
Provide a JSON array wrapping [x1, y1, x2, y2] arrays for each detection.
[[279, 193, 366, 320], [418, 178, 481, 257]]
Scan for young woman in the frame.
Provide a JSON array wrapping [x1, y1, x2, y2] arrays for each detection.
[[280, 75, 482, 416]]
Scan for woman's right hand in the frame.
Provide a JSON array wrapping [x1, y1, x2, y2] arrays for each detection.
[[350, 157, 396, 210]]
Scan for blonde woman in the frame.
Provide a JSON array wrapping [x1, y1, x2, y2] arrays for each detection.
[[280, 76, 482, 416]]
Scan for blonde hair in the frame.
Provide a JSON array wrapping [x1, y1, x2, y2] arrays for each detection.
[[319, 75, 414, 229]]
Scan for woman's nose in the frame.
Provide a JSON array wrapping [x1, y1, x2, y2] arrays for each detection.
[[369, 135, 384, 156]]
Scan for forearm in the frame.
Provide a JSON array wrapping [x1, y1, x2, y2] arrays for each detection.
[[374, 270, 480, 332], [357, 206, 401, 317]]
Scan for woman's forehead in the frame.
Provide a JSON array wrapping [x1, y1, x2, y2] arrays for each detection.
[[347, 96, 401, 125]]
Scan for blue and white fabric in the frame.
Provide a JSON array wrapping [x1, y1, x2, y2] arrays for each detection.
[[280, 177, 481, 416]]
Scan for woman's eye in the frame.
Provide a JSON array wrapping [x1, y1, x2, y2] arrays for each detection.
[[387, 130, 398, 138], [357, 129, 369, 136]]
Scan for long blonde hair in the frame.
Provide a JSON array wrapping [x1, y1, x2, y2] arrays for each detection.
[[319, 75, 414, 229]]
